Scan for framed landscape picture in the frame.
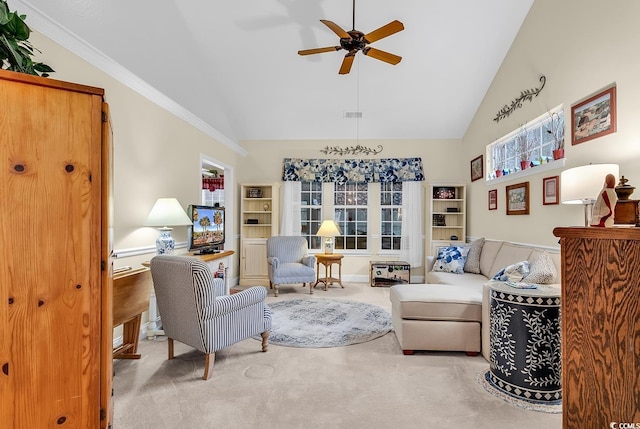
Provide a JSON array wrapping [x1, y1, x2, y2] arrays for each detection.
[[543, 176, 559, 205], [470, 155, 483, 182], [506, 182, 529, 215], [488, 189, 497, 210], [571, 86, 616, 145]]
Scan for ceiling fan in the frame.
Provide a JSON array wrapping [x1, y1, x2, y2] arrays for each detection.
[[298, 0, 404, 75]]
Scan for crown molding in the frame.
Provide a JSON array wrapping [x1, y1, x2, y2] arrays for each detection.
[[13, 0, 247, 156]]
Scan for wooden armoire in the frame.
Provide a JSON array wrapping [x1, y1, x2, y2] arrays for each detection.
[[0, 70, 113, 428]]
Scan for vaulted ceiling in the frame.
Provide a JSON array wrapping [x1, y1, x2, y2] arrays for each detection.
[[16, 0, 534, 146]]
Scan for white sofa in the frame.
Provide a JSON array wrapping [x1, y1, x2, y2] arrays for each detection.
[[390, 239, 561, 361]]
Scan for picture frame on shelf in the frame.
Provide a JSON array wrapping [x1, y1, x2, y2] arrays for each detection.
[[543, 176, 560, 205], [506, 181, 530, 215], [571, 86, 616, 146], [488, 189, 498, 210], [470, 155, 483, 182], [433, 186, 456, 199]]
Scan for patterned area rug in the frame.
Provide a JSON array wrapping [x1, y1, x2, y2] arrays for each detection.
[[257, 298, 392, 348], [477, 370, 562, 414]]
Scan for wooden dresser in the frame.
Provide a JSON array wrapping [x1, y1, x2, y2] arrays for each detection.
[[553, 227, 640, 429]]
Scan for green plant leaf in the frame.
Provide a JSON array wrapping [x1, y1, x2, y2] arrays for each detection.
[[0, 2, 9, 26]]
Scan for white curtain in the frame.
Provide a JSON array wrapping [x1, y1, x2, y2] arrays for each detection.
[[399, 181, 423, 267], [280, 181, 301, 236]]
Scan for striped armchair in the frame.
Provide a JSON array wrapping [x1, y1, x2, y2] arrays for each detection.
[[267, 236, 317, 297], [150, 255, 271, 380]]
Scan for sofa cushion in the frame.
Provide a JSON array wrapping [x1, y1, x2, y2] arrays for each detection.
[[479, 241, 503, 278], [427, 270, 488, 287], [488, 243, 534, 279], [433, 246, 469, 274], [523, 250, 558, 284], [463, 237, 484, 274], [390, 284, 482, 323]]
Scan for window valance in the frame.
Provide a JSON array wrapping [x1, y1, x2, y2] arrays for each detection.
[[282, 157, 424, 184]]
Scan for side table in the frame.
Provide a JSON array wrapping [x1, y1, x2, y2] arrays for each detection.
[[488, 281, 562, 403], [314, 253, 344, 292]]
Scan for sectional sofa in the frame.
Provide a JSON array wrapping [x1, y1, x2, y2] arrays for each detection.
[[390, 238, 561, 361]]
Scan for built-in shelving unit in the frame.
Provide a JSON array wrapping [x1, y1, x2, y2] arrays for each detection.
[[239, 183, 279, 286], [428, 183, 466, 256]]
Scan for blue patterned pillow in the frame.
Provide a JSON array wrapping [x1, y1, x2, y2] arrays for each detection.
[[433, 246, 470, 274], [493, 261, 531, 282]]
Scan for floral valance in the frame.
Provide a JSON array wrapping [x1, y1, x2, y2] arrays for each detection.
[[283, 158, 424, 184]]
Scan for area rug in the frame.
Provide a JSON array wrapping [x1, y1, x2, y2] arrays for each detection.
[[477, 370, 562, 414], [257, 298, 392, 348]]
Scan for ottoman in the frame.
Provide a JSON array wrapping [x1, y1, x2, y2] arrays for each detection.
[[390, 284, 482, 355]]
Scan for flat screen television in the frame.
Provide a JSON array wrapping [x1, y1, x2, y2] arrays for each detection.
[[187, 205, 225, 254]]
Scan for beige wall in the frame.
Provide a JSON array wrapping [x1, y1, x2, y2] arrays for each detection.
[[462, 0, 640, 247], [27, 0, 640, 278], [30, 32, 243, 275]]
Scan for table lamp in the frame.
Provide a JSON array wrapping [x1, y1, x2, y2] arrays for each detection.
[[561, 163, 619, 226], [316, 220, 342, 254], [144, 198, 192, 254]]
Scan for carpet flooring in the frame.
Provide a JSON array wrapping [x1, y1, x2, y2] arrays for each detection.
[[113, 282, 562, 429]]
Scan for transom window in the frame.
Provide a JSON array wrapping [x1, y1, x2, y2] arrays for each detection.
[[488, 105, 564, 179], [380, 182, 402, 250], [300, 182, 323, 250], [334, 183, 368, 251]]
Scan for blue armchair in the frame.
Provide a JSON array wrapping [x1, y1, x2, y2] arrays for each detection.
[[150, 255, 271, 380], [266, 236, 317, 297]]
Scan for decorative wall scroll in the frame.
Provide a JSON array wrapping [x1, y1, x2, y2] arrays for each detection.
[[320, 144, 383, 156], [494, 75, 546, 123]]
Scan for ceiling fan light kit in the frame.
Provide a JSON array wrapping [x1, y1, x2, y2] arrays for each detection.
[[298, 0, 404, 75]]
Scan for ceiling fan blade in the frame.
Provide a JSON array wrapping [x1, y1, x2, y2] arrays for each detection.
[[320, 20, 351, 39], [298, 46, 342, 56], [339, 53, 356, 75], [362, 47, 402, 65], [363, 20, 404, 44]]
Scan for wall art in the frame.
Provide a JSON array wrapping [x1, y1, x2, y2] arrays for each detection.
[[571, 86, 616, 145], [506, 181, 530, 215], [471, 154, 483, 182]]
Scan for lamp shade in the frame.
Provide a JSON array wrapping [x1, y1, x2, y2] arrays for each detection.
[[316, 220, 342, 237], [144, 198, 192, 228], [561, 164, 620, 204]]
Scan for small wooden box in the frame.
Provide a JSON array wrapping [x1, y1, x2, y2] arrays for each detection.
[[614, 199, 639, 226], [370, 261, 410, 287]]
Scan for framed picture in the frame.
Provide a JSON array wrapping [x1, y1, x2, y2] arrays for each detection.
[[433, 186, 456, 199], [506, 182, 530, 215], [488, 189, 497, 210], [543, 175, 559, 205], [470, 155, 483, 182], [571, 86, 616, 145]]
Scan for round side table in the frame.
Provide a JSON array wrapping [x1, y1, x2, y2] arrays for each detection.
[[313, 253, 344, 292], [488, 281, 562, 403]]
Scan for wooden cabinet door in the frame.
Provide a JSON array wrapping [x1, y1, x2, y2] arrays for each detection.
[[0, 70, 108, 428], [241, 239, 268, 282]]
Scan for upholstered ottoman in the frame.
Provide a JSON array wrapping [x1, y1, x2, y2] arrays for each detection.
[[390, 284, 482, 355]]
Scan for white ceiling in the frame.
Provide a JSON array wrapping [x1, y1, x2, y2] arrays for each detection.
[[17, 0, 534, 145]]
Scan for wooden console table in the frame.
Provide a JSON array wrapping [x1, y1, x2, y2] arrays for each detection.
[[113, 267, 152, 359], [313, 253, 344, 291]]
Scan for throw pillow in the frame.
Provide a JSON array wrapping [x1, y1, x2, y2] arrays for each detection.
[[433, 246, 470, 274], [463, 237, 485, 274], [523, 251, 557, 284], [493, 261, 530, 282]]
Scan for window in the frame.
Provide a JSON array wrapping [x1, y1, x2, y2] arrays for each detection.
[[300, 182, 323, 250], [380, 182, 402, 250], [488, 105, 564, 179], [334, 183, 368, 251]]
